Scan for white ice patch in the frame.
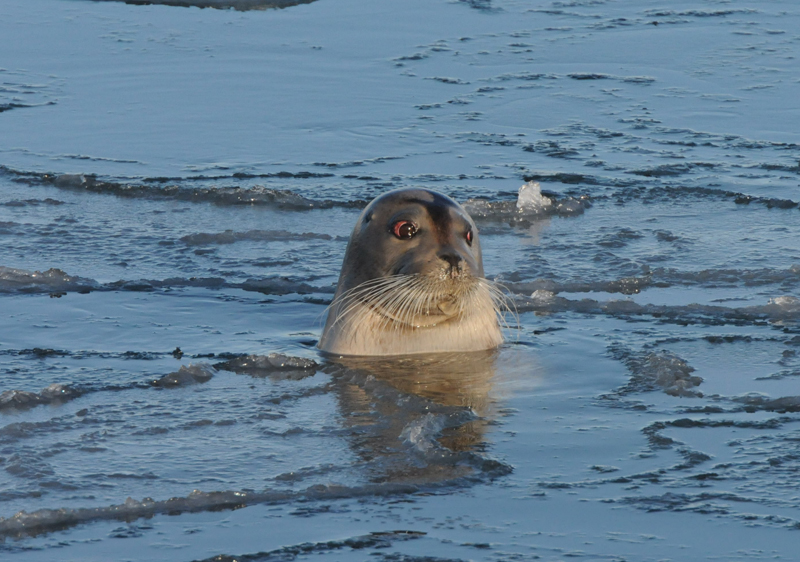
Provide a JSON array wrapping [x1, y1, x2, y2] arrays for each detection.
[[516, 181, 552, 213], [530, 289, 557, 304], [461, 182, 587, 222], [766, 295, 800, 313]]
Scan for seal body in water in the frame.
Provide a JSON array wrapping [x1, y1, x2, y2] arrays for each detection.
[[319, 188, 504, 356]]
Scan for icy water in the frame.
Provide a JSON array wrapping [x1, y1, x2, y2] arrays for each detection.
[[1, 0, 800, 560]]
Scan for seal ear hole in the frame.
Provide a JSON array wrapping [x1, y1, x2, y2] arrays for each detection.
[[392, 220, 418, 240], [363, 212, 373, 224], [465, 228, 473, 246]]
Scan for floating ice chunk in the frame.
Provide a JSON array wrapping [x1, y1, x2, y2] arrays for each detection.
[[215, 353, 319, 379], [516, 181, 552, 213], [767, 295, 800, 311], [618, 350, 703, 398], [461, 186, 587, 222], [530, 289, 557, 304], [734, 393, 800, 413], [554, 197, 586, 216], [39, 383, 80, 402], [152, 364, 216, 387], [0, 384, 80, 411], [0, 266, 98, 293], [0, 390, 44, 411], [264, 353, 318, 370], [53, 173, 86, 188]]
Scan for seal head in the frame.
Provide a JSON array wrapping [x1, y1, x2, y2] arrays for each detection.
[[319, 188, 503, 356]]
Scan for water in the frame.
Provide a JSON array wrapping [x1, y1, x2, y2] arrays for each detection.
[[1, 0, 799, 559]]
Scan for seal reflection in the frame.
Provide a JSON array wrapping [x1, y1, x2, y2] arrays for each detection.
[[324, 350, 501, 485]]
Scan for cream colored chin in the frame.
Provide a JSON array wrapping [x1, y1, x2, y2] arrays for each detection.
[[318, 293, 503, 357]]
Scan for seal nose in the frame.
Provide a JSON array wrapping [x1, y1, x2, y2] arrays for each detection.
[[438, 252, 463, 270]]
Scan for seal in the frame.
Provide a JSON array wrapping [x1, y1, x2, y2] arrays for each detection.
[[319, 188, 504, 356]]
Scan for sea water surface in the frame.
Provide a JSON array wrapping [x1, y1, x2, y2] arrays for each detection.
[[1, 0, 800, 560]]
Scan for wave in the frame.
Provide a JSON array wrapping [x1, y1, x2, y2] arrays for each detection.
[[193, 530, 430, 562], [517, 290, 800, 325], [0, 166, 365, 210], [179, 229, 345, 246], [0, 266, 335, 296], [504, 265, 800, 296]]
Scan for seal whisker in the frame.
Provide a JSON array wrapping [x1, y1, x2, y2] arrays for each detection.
[[329, 275, 416, 329]]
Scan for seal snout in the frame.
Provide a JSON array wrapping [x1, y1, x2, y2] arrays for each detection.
[[438, 251, 464, 278], [438, 252, 462, 268]]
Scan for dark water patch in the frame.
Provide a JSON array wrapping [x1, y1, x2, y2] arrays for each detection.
[[644, 9, 760, 18], [0, 102, 56, 114], [457, 131, 523, 147], [528, 8, 603, 18], [394, 53, 430, 62], [756, 369, 800, 381], [616, 489, 800, 531], [628, 162, 719, 177], [523, 140, 580, 158], [0, 347, 172, 361], [425, 77, 470, 85], [489, 72, 556, 82], [0, 414, 88, 445], [1, 198, 64, 207], [652, 127, 800, 151], [596, 227, 644, 249], [615, 184, 800, 210], [92, 0, 318, 10], [141, 170, 335, 183], [193, 530, 431, 562], [522, 171, 607, 186], [179, 229, 342, 246], [620, 491, 753, 512], [312, 156, 402, 168], [458, 0, 498, 13]]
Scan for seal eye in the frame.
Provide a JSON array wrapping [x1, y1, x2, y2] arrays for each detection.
[[392, 220, 417, 240], [465, 228, 473, 246]]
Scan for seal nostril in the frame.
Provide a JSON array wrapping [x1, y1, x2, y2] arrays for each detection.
[[439, 253, 462, 269]]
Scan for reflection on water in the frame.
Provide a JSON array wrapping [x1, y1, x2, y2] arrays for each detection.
[[325, 351, 503, 484], [93, 0, 317, 11]]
